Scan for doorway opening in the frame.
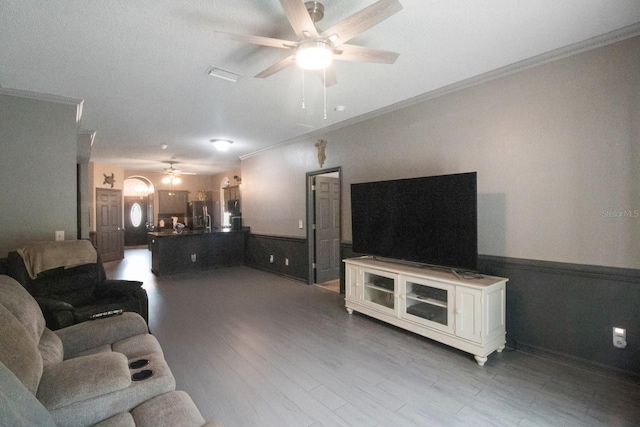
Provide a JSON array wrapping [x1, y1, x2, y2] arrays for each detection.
[[306, 167, 341, 292]]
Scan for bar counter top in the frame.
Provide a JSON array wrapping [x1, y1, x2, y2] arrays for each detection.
[[148, 228, 247, 237]]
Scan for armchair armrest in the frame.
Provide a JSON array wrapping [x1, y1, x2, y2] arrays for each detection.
[[36, 297, 74, 312], [37, 351, 130, 410], [35, 297, 75, 330], [55, 312, 149, 358], [94, 280, 143, 298]]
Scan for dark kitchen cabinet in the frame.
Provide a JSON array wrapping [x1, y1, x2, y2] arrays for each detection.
[[149, 230, 247, 276]]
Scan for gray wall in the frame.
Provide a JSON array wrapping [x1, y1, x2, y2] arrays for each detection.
[[241, 36, 640, 270], [0, 92, 80, 257]]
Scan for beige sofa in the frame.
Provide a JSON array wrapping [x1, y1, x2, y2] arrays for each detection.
[[0, 274, 219, 427]]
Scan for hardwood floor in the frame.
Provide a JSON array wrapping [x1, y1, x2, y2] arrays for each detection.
[[315, 279, 340, 293], [105, 248, 640, 426]]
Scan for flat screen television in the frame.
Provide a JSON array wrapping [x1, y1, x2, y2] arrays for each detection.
[[351, 172, 477, 271]]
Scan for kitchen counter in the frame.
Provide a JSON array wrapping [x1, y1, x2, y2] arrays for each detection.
[[149, 229, 212, 237], [149, 229, 248, 276]]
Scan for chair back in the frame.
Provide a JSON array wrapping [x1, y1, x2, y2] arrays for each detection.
[[6, 246, 107, 307]]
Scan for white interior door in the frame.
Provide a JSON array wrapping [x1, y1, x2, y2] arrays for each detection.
[[313, 174, 340, 284]]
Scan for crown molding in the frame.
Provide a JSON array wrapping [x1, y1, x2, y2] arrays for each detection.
[[0, 87, 84, 123], [240, 23, 640, 160]]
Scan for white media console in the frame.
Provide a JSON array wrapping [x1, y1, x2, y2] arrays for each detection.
[[344, 256, 508, 366]]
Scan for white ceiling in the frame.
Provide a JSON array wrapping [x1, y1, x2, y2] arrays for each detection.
[[2, 1, 639, 175]]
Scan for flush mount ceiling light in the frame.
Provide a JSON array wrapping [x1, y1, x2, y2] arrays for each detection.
[[296, 40, 333, 70], [211, 139, 233, 151]]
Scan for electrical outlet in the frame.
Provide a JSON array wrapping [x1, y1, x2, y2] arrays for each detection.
[[298, 220, 304, 229], [55, 231, 64, 241], [613, 327, 627, 349], [285, 258, 289, 266], [269, 254, 274, 264]]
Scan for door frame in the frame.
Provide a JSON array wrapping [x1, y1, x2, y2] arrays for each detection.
[[306, 167, 341, 286]]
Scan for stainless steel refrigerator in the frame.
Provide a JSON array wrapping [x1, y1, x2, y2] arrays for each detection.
[[187, 200, 214, 230]]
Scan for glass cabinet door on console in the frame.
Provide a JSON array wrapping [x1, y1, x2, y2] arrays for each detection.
[[401, 276, 454, 334], [362, 269, 396, 315]]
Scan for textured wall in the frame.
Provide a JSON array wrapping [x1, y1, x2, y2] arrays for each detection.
[[242, 37, 640, 269], [0, 93, 79, 256]]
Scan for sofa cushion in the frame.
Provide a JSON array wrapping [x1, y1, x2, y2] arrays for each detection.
[[112, 333, 164, 360], [70, 333, 162, 360], [49, 351, 176, 427], [0, 361, 57, 427], [93, 412, 136, 427], [39, 328, 64, 368], [131, 391, 207, 427], [93, 391, 221, 427], [55, 312, 149, 358], [37, 351, 131, 410], [0, 303, 43, 395], [0, 274, 45, 343]]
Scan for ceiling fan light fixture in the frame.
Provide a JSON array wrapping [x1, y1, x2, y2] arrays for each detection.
[[211, 139, 233, 151], [162, 175, 181, 185], [296, 40, 333, 70]]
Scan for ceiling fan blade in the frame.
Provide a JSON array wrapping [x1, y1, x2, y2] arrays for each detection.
[[215, 32, 295, 49], [167, 169, 196, 176], [161, 169, 197, 176], [334, 44, 399, 64], [321, 0, 403, 47], [279, 0, 319, 38], [255, 55, 296, 78]]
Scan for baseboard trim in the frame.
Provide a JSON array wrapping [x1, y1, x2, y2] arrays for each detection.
[[247, 265, 307, 283], [515, 341, 640, 381]]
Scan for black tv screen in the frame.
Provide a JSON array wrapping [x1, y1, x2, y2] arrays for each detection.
[[351, 172, 477, 271]]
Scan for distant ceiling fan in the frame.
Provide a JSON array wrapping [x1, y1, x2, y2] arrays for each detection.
[[215, 0, 402, 86], [157, 161, 195, 185]]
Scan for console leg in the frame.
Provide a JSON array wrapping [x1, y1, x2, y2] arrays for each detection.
[[474, 355, 487, 366], [497, 345, 505, 353], [346, 308, 353, 314]]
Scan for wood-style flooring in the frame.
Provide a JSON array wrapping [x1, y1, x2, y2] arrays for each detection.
[[105, 248, 640, 426]]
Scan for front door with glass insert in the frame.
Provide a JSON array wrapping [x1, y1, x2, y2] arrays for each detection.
[[124, 196, 148, 246]]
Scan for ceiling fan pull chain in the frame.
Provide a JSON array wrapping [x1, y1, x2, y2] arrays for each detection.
[[302, 69, 306, 109], [323, 68, 327, 120]]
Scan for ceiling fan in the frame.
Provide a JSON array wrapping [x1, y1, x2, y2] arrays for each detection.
[[215, 0, 402, 86], [157, 161, 195, 185]]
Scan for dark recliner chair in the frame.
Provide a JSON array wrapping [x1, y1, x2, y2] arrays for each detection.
[[6, 242, 148, 330]]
